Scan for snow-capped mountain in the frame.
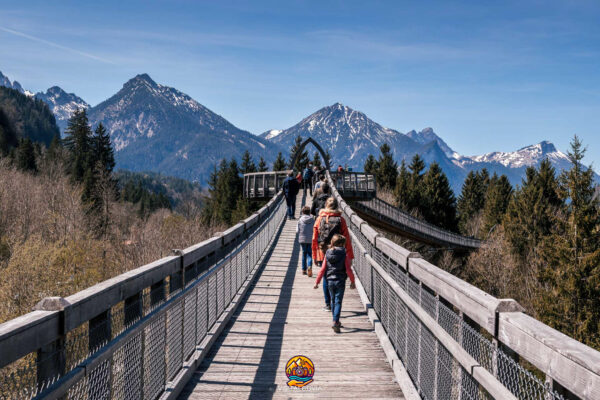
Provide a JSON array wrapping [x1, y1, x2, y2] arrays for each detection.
[[263, 103, 589, 192], [261, 129, 283, 140], [87, 73, 273, 184], [263, 103, 420, 168], [458, 141, 570, 170], [35, 86, 89, 133], [0, 71, 33, 96]]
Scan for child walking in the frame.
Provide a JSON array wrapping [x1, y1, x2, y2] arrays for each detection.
[[296, 206, 315, 276], [313, 234, 356, 332]]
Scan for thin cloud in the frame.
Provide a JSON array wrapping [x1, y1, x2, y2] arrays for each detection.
[[0, 26, 115, 65]]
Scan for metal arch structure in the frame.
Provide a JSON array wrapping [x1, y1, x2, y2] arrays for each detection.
[[289, 137, 331, 171]]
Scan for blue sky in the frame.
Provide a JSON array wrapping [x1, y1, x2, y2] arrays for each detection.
[[1, 0, 599, 164]]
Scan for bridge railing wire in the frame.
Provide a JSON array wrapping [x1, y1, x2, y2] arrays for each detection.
[[326, 170, 570, 400], [0, 194, 286, 400]]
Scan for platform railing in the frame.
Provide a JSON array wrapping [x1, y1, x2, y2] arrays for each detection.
[[353, 197, 482, 249], [0, 193, 286, 399], [326, 170, 600, 400]]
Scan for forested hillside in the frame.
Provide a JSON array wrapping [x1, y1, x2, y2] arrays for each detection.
[[365, 138, 600, 349], [0, 106, 228, 324], [0, 86, 59, 146]]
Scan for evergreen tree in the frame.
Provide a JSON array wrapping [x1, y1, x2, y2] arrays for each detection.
[[273, 152, 287, 171], [288, 135, 309, 171], [63, 109, 94, 183], [15, 138, 37, 172], [481, 173, 512, 236], [394, 160, 410, 209], [0, 107, 17, 155], [503, 161, 561, 257], [422, 162, 457, 230], [257, 156, 268, 172], [240, 150, 257, 174], [93, 123, 115, 174], [375, 144, 398, 190], [46, 133, 63, 163], [312, 151, 322, 169], [457, 170, 487, 235], [406, 154, 426, 214], [536, 136, 600, 348], [364, 154, 377, 176]]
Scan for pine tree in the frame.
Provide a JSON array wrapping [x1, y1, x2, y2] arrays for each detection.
[[503, 161, 561, 258], [364, 154, 377, 176], [536, 136, 600, 348], [93, 123, 115, 174], [457, 170, 487, 235], [481, 173, 512, 236], [422, 162, 457, 230], [240, 150, 257, 174], [63, 109, 94, 183], [375, 144, 398, 190], [0, 107, 17, 155], [46, 133, 63, 163], [273, 152, 287, 171], [15, 138, 37, 172], [312, 151, 322, 169], [406, 154, 426, 214], [394, 160, 410, 209], [289, 135, 309, 171], [257, 156, 268, 172]]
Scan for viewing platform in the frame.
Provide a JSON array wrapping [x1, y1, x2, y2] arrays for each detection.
[[243, 170, 376, 201]]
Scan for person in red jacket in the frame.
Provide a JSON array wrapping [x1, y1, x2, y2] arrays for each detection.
[[314, 234, 356, 332], [312, 197, 354, 311]]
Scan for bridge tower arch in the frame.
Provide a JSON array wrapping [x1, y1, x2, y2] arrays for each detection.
[[290, 137, 331, 171]]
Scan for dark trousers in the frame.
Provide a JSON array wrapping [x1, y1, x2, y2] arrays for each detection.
[[303, 179, 312, 196], [327, 279, 346, 323], [285, 195, 296, 218]]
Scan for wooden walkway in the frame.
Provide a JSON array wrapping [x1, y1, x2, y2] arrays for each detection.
[[178, 191, 404, 399]]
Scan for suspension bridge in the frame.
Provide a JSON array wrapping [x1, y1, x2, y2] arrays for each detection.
[[0, 138, 598, 399]]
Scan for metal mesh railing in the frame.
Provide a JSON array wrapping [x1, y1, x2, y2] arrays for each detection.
[[3, 196, 285, 400], [342, 200, 566, 400]]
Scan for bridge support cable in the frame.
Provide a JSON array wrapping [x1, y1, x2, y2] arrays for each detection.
[[0, 194, 286, 400], [326, 170, 599, 400]]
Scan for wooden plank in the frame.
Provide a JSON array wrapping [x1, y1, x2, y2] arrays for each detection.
[[178, 191, 404, 400], [498, 312, 600, 400]]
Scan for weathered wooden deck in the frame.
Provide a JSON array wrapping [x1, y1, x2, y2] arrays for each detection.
[[178, 191, 404, 399]]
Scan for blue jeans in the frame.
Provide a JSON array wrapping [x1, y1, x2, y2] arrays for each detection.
[[327, 279, 346, 323], [285, 195, 296, 218], [300, 243, 312, 271], [321, 268, 331, 306]]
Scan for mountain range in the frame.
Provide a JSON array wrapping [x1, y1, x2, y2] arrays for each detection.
[[0, 70, 587, 190]]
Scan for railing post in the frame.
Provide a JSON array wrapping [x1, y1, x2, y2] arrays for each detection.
[[89, 309, 112, 353], [34, 297, 69, 393], [150, 280, 166, 308], [433, 293, 440, 400]]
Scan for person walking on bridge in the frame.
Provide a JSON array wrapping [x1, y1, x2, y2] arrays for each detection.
[[283, 171, 300, 219], [314, 234, 356, 332], [303, 164, 315, 196], [312, 197, 354, 311], [311, 182, 331, 217], [296, 206, 315, 276]]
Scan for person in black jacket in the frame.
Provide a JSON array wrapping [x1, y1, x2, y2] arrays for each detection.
[[282, 171, 300, 219], [310, 183, 330, 217]]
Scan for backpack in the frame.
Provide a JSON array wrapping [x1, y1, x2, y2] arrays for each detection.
[[314, 193, 329, 215], [318, 215, 341, 250]]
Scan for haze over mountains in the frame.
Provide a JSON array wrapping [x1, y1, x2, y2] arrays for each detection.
[[0, 70, 584, 189]]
